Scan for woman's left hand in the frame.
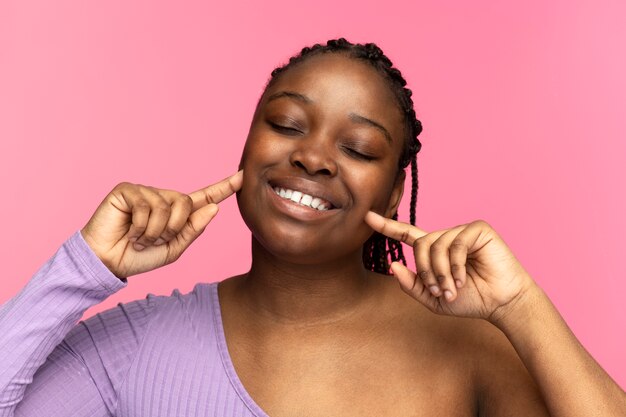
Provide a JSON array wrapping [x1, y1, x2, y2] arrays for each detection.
[[364, 211, 536, 322]]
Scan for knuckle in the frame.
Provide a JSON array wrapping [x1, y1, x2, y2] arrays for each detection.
[[183, 219, 200, 236], [114, 181, 132, 190], [418, 270, 430, 280], [204, 192, 216, 205], [413, 236, 427, 250], [134, 201, 150, 211], [182, 195, 193, 210], [474, 219, 491, 229], [430, 241, 446, 254], [449, 239, 466, 251], [153, 201, 171, 212], [163, 226, 179, 238]]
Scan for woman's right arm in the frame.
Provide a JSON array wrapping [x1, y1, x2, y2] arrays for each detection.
[[0, 231, 127, 416], [0, 171, 243, 416]]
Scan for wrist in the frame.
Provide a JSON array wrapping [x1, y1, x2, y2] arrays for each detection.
[[71, 230, 128, 289], [79, 228, 125, 281], [488, 277, 546, 332]]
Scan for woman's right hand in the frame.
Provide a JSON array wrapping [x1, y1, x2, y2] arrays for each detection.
[[80, 170, 243, 279]]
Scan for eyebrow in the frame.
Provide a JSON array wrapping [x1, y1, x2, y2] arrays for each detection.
[[349, 113, 392, 145], [266, 90, 392, 145], [266, 91, 313, 104]]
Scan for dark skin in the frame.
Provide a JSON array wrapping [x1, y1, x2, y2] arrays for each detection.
[[82, 52, 625, 416], [218, 54, 548, 416]]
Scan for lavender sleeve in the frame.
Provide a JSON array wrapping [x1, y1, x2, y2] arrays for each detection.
[[0, 231, 157, 416]]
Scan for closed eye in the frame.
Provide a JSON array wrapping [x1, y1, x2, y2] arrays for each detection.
[[268, 121, 302, 135], [342, 146, 375, 161]]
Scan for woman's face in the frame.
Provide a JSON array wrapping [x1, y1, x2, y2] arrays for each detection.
[[237, 53, 407, 264]]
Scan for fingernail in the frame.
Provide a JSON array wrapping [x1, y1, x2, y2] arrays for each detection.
[[444, 290, 454, 301], [455, 279, 462, 288], [154, 238, 164, 245], [429, 285, 440, 295], [133, 243, 145, 251]]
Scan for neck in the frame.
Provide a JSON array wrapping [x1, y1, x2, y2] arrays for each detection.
[[236, 237, 374, 326]]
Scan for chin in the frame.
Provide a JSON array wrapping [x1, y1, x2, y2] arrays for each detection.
[[238, 200, 352, 266]]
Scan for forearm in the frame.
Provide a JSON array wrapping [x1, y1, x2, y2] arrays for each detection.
[[492, 280, 626, 417], [0, 231, 125, 415]]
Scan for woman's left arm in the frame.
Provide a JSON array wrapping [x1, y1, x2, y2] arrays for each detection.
[[490, 276, 625, 417], [365, 211, 626, 417]]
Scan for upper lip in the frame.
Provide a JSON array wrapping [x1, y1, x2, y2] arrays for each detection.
[[267, 176, 345, 209]]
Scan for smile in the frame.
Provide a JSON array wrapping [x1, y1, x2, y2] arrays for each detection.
[[272, 187, 333, 211]]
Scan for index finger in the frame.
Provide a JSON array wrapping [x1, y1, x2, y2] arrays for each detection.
[[189, 170, 243, 211], [364, 211, 428, 246]]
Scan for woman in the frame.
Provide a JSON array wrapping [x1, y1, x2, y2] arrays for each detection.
[[1, 39, 624, 416]]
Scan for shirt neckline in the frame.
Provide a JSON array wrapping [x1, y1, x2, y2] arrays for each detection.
[[210, 282, 271, 417]]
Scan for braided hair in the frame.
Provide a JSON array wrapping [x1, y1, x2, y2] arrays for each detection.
[[263, 38, 423, 274]]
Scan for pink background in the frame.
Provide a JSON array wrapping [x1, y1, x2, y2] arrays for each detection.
[[1, 0, 624, 387]]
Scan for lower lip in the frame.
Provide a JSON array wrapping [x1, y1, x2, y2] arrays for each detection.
[[266, 184, 338, 221]]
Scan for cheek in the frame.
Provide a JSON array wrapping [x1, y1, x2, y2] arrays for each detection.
[[240, 132, 285, 171], [347, 166, 398, 213], [236, 172, 266, 249], [236, 138, 261, 230], [236, 133, 287, 239]]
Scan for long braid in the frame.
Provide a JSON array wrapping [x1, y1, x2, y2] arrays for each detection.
[[410, 155, 418, 227], [264, 38, 424, 274]]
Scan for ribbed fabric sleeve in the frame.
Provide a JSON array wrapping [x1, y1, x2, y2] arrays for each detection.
[[0, 231, 127, 416], [0, 232, 269, 417]]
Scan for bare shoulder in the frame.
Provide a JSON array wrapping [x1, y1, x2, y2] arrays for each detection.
[[466, 318, 550, 416], [372, 274, 550, 416]]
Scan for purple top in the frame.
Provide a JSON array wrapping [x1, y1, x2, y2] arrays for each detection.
[[0, 231, 269, 416]]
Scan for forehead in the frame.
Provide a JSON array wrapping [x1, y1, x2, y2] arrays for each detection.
[[262, 54, 405, 138]]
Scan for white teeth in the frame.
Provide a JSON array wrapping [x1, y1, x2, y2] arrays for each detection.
[[272, 186, 332, 211], [300, 194, 312, 206], [290, 191, 302, 203]]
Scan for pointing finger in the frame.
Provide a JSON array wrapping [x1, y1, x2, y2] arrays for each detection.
[[189, 170, 243, 211], [391, 262, 445, 314], [364, 211, 428, 246]]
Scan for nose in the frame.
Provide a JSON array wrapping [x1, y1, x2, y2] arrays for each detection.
[[289, 137, 338, 177]]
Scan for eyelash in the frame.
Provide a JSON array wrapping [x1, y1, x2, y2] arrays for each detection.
[[268, 122, 302, 135], [342, 146, 375, 161], [269, 122, 376, 161]]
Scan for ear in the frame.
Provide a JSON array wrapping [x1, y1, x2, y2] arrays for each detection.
[[384, 170, 405, 218]]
